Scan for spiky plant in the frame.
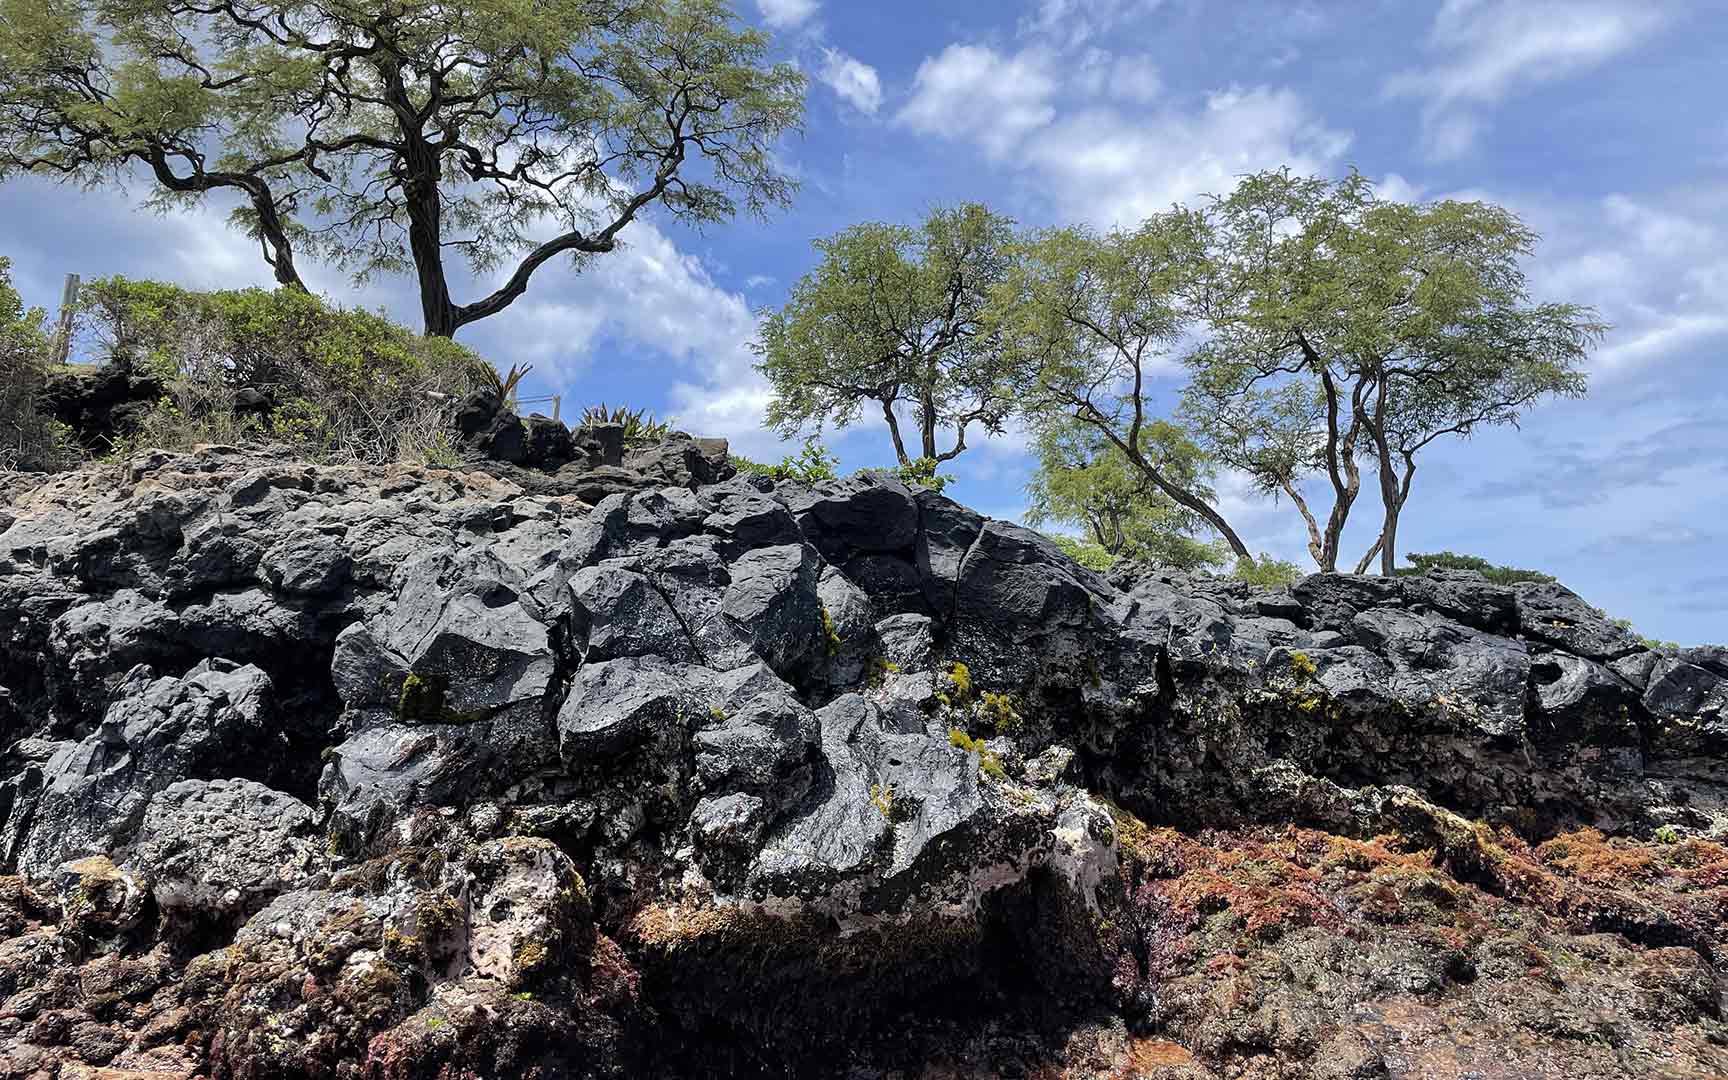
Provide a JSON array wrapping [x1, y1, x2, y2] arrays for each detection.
[[580, 402, 674, 445], [482, 362, 534, 403]]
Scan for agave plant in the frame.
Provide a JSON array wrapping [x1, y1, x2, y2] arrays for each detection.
[[480, 362, 534, 403], [580, 402, 675, 445]]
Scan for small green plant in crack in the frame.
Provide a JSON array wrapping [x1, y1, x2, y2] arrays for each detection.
[[866, 656, 901, 688], [945, 661, 974, 707], [869, 782, 895, 820], [1289, 651, 1318, 681], [820, 605, 842, 656], [979, 691, 1022, 735], [948, 728, 1006, 781]]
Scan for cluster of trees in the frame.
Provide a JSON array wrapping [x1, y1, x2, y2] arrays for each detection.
[[0, 256, 73, 470], [1, 0, 1604, 581], [755, 175, 1603, 578]]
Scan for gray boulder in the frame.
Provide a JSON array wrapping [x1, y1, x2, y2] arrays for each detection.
[[5, 659, 277, 878], [127, 778, 324, 920]]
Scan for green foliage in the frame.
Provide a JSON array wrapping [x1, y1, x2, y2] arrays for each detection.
[[869, 783, 894, 820], [947, 728, 1006, 781], [1289, 651, 1318, 681], [979, 691, 1022, 735], [1, 0, 807, 333], [820, 605, 842, 656], [732, 436, 840, 485], [998, 212, 1252, 563], [1654, 826, 1681, 845], [1047, 535, 1119, 572], [482, 364, 535, 404], [945, 662, 974, 707], [0, 256, 75, 470], [579, 404, 675, 446], [76, 277, 487, 463], [894, 456, 954, 493], [865, 657, 900, 688], [1396, 551, 1557, 586], [1187, 169, 1603, 574], [1025, 417, 1229, 572], [1234, 554, 1303, 589], [756, 203, 1020, 466]]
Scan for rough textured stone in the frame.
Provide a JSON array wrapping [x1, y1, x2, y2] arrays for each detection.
[[0, 446, 1723, 1080]]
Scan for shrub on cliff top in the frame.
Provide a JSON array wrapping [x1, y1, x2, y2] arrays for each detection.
[[0, 257, 75, 471], [77, 277, 490, 464]]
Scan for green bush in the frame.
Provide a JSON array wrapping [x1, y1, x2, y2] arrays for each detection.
[[733, 436, 840, 484], [1046, 534, 1118, 572], [76, 277, 490, 464], [1396, 551, 1556, 586], [0, 258, 75, 470], [1233, 553, 1303, 589]]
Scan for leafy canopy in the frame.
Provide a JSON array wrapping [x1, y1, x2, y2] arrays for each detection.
[[1187, 169, 1603, 574], [996, 213, 1254, 561], [1024, 417, 1226, 572], [0, 256, 73, 469], [756, 203, 1020, 466], [0, 0, 807, 336]]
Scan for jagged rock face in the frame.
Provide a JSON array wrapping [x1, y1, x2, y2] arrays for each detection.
[[0, 446, 1724, 1079]]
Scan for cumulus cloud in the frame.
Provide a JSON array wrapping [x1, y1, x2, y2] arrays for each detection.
[[755, 0, 818, 30], [1022, 86, 1350, 226], [1386, 0, 1671, 159], [1524, 191, 1728, 376], [818, 47, 883, 114], [1071, 49, 1163, 104], [897, 45, 1060, 156]]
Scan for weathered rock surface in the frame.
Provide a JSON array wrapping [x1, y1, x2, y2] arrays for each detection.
[[0, 446, 1722, 1079]]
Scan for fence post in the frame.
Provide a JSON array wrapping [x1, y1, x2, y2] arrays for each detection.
[[52, 273, 80, 366], [552, 395, 561, 423]]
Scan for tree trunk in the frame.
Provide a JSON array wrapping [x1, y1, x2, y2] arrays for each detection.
[[1130, 451, 1252, 563], [881, 399, 911, 466], [1367, 379, 1401, 576], [1074, 405, 1254, 564], [407, 161, 457, 337]]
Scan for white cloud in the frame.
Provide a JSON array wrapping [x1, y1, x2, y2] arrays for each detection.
[[755, 0, 818, 30], [897, 45, 1060, 157], [1072, 50, 1162, 104], [1522, 192, 1728, 377], [1387, 1, 1670, 159], [818, 47, 883, 115], [1021, 86, 1350, 226], [1021, 0, 1166, 49]]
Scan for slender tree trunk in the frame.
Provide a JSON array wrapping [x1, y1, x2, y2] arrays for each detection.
[[1315, 367, 1364, 572], [1127, 447, 1252, 563], [881, 398, 911, 466], [1281, 479, 1325, 568], [1366, 379, 1403, 576], [1070, 403, 1254, 564]]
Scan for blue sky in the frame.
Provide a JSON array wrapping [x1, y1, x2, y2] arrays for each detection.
[[3, 0, 1725, 643]]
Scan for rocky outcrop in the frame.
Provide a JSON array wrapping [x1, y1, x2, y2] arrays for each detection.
[[0, 446, 1723, 1078]]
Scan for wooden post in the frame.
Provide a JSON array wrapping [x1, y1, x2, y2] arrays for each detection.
[[52, 274, 80, 365], [552, 395, 561, 423]]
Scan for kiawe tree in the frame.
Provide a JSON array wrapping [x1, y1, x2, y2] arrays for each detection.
[[1024, 417, 1226, 572], [0, 0, 806, 337], [997, 212, 1258, 563], [1186, 170, 1603, 574], [0, 0, 315, 288], [755, 203, 1020, 468]]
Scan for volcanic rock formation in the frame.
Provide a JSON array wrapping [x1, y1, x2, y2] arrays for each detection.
[[0, 443, 1723, 1078]]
